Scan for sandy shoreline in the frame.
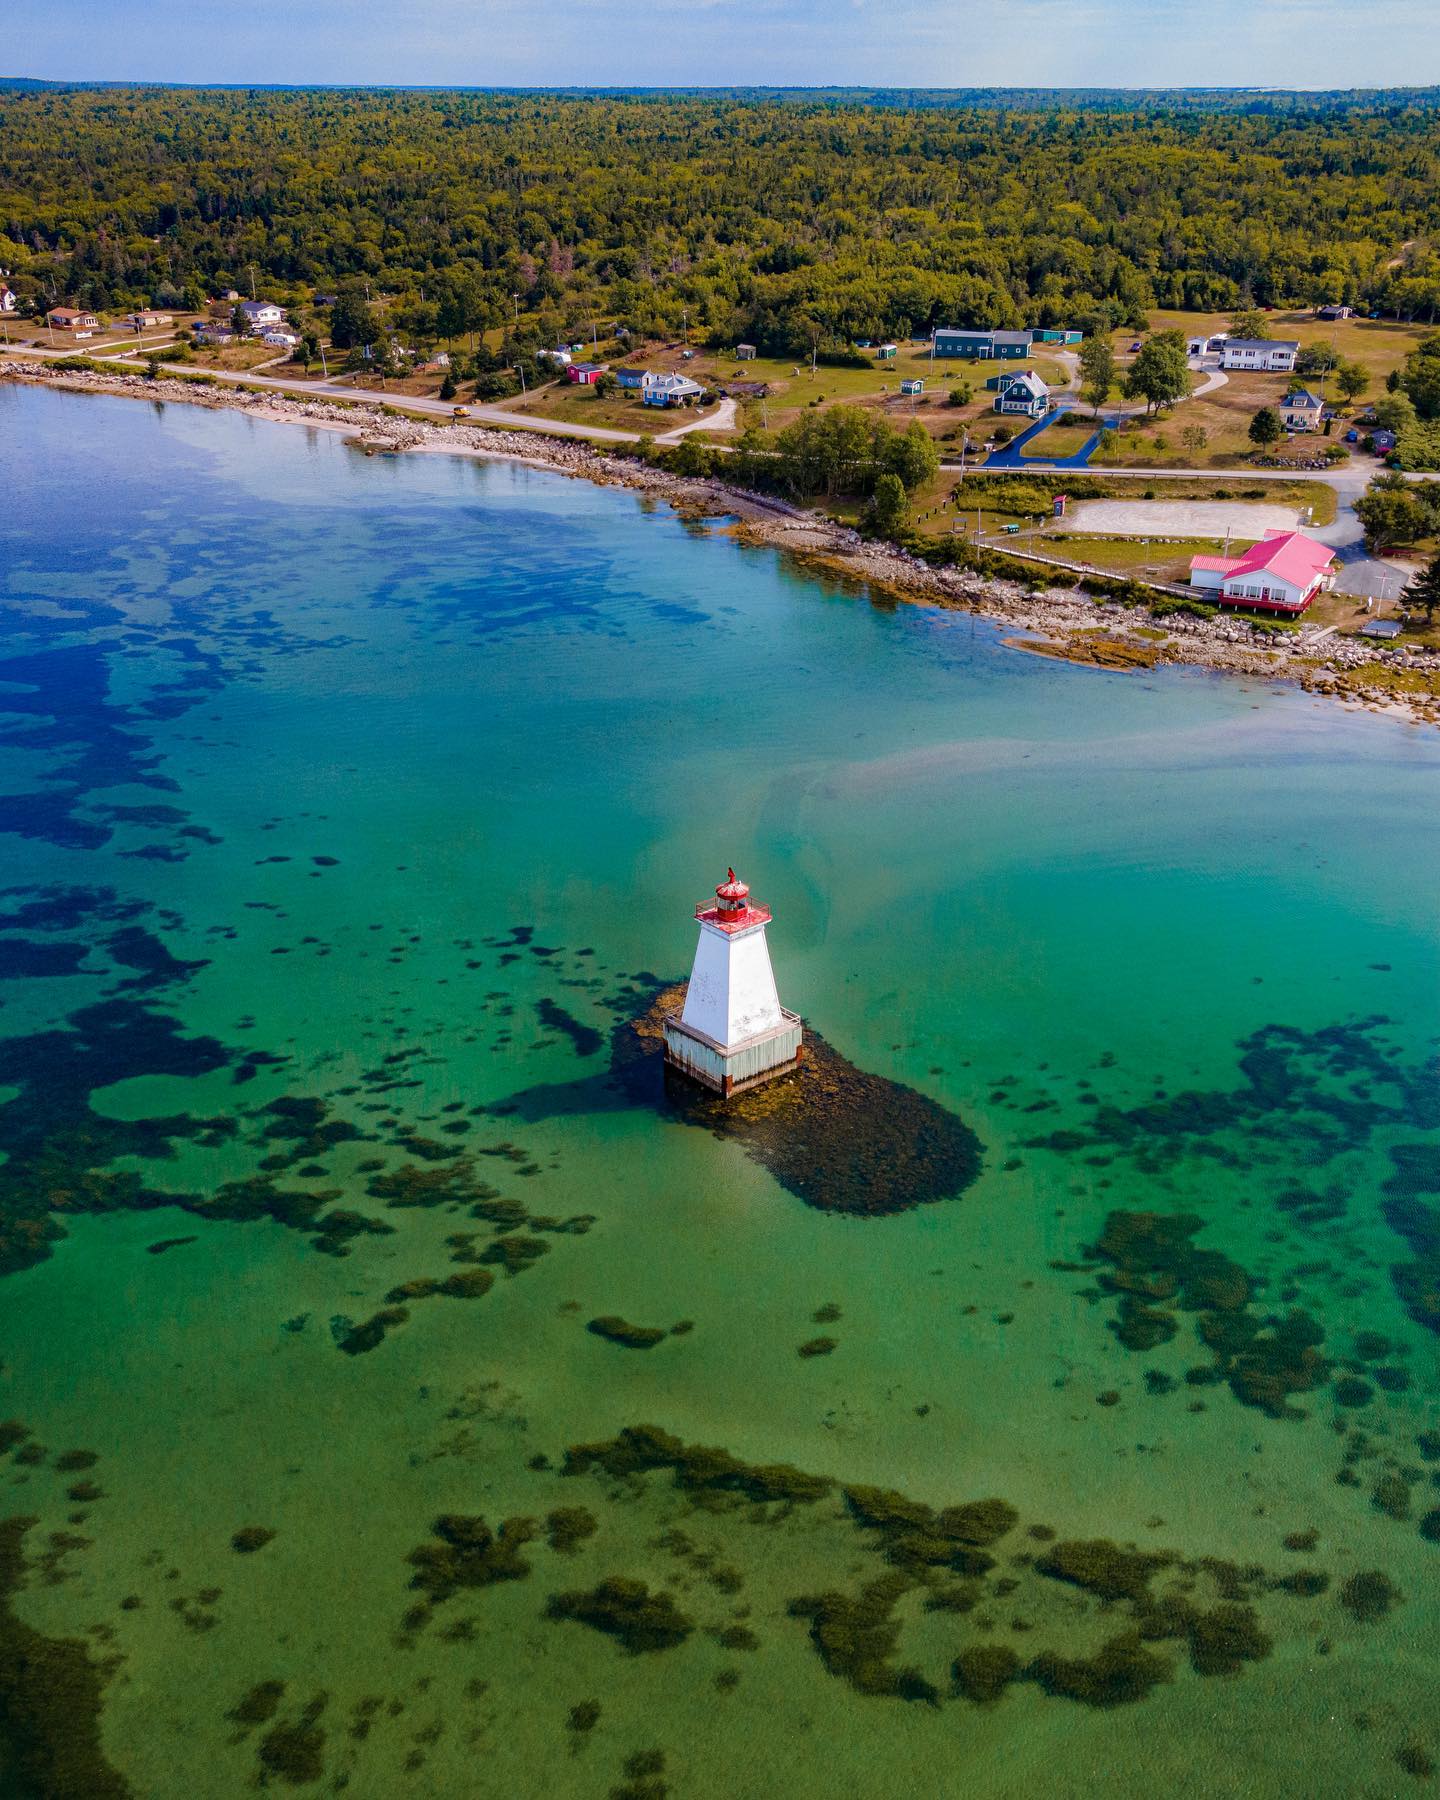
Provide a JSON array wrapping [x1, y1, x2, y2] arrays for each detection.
[[6, 355, 1439, 730]]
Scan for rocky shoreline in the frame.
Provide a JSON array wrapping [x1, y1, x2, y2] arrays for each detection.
[[6, 355, 1438, 729]]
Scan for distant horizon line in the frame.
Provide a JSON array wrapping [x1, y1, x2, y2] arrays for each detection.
[[5, 77, 1440, 97]]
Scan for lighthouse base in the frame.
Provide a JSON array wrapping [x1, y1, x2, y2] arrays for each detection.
[[662, 1010, 804, 1099]]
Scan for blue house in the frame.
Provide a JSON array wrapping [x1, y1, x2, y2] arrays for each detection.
[[933, 327, 1031, 361], [1029, 327, 1084, 345], [616, 367, 649, 390], [992, 370, 1050, 419]]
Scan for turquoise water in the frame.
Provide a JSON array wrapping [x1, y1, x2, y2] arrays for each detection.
[[2, 381, 1439, 1798]]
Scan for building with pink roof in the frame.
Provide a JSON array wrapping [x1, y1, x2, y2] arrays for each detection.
[[1189, 530, 1336, 614]]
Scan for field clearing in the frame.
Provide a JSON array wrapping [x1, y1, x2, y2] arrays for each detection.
[[1144, 307, 1430, 388], [1102, 368, 1354, 469], [1029, 533, 1256, 582], [1065, 498, 1304, 537]]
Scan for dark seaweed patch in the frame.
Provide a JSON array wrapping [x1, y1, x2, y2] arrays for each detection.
[[546, 1578, 694, 1654], [407, 1516, 536, 1605], [564, 1424, 834, 1506], [0, 939, 90, 979], [1083, 1211, 1329, 1418], [587, 1317, 666, 1349], [0, 1515, 131, 1797], [1028, 1635, 1172, 1708]]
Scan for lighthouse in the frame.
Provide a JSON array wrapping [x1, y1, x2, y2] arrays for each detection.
[[663, 869, 803, 1098]]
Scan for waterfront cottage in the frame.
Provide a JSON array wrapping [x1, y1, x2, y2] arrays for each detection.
[[642, 372, 704, 407], [47, 307, 99, 335], [1220, 338, 1299, 372], [992, 369, 1050, 418], [1189, 530, 1335, 613]]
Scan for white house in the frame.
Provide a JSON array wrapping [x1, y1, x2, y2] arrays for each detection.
[[642, 371, 704, 408], [1220, 338, 1299, 372], [123, 310, 173, 329], [238, 300, 285, 332], [0, 284, 16, 313], [1279, 389, 1325, 432], [1187, 331, 1226, 358], [1189, 530, 1335, 614], [992, 369, 1050, 419]]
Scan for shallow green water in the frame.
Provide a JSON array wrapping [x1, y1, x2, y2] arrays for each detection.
[[1, 382, 1439, 1798]]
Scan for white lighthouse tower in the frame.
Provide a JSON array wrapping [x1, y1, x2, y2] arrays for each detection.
[[663, 868, 803, 1098]]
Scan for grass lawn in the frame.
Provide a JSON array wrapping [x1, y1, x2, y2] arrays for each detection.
[[484, 384, 649, 430], [1102, 369, 1363, 475], [1030, 533, 1255, 583], [1144, 307, 1428, 392], [1018, 418, 1097, 460], [186, 339, 299, 373], [1086, 309, 1429, 464]]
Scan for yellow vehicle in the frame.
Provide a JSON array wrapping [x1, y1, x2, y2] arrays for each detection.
[[452, 405, 470, 419]]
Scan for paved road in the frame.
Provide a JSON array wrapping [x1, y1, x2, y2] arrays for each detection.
[[2, 343, 646, 443], [3, 342, 747, 448]]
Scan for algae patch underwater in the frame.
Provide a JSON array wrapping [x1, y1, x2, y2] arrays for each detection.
[[612, 983, 982, 1217]]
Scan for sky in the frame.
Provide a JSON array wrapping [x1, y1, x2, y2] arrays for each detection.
[[10, 0, 1440, 91]]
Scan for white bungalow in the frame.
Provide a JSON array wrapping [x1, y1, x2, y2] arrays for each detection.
[[238, 300, 285, 332]]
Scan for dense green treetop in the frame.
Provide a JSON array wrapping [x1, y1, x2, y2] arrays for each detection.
[[5, 87, 1440, 350]]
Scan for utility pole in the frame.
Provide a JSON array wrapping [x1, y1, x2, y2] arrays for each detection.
[[683, 306, 688, 347], [512, 293, 519, 330], [249, 264, 257, 299], [516, 363, 527, 395]]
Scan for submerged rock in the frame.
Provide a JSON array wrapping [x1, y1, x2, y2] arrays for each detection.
[[611, 982, 982, 1218]]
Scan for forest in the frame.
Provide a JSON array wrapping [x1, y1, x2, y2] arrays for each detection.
[[5, 87, 1440, 353]]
